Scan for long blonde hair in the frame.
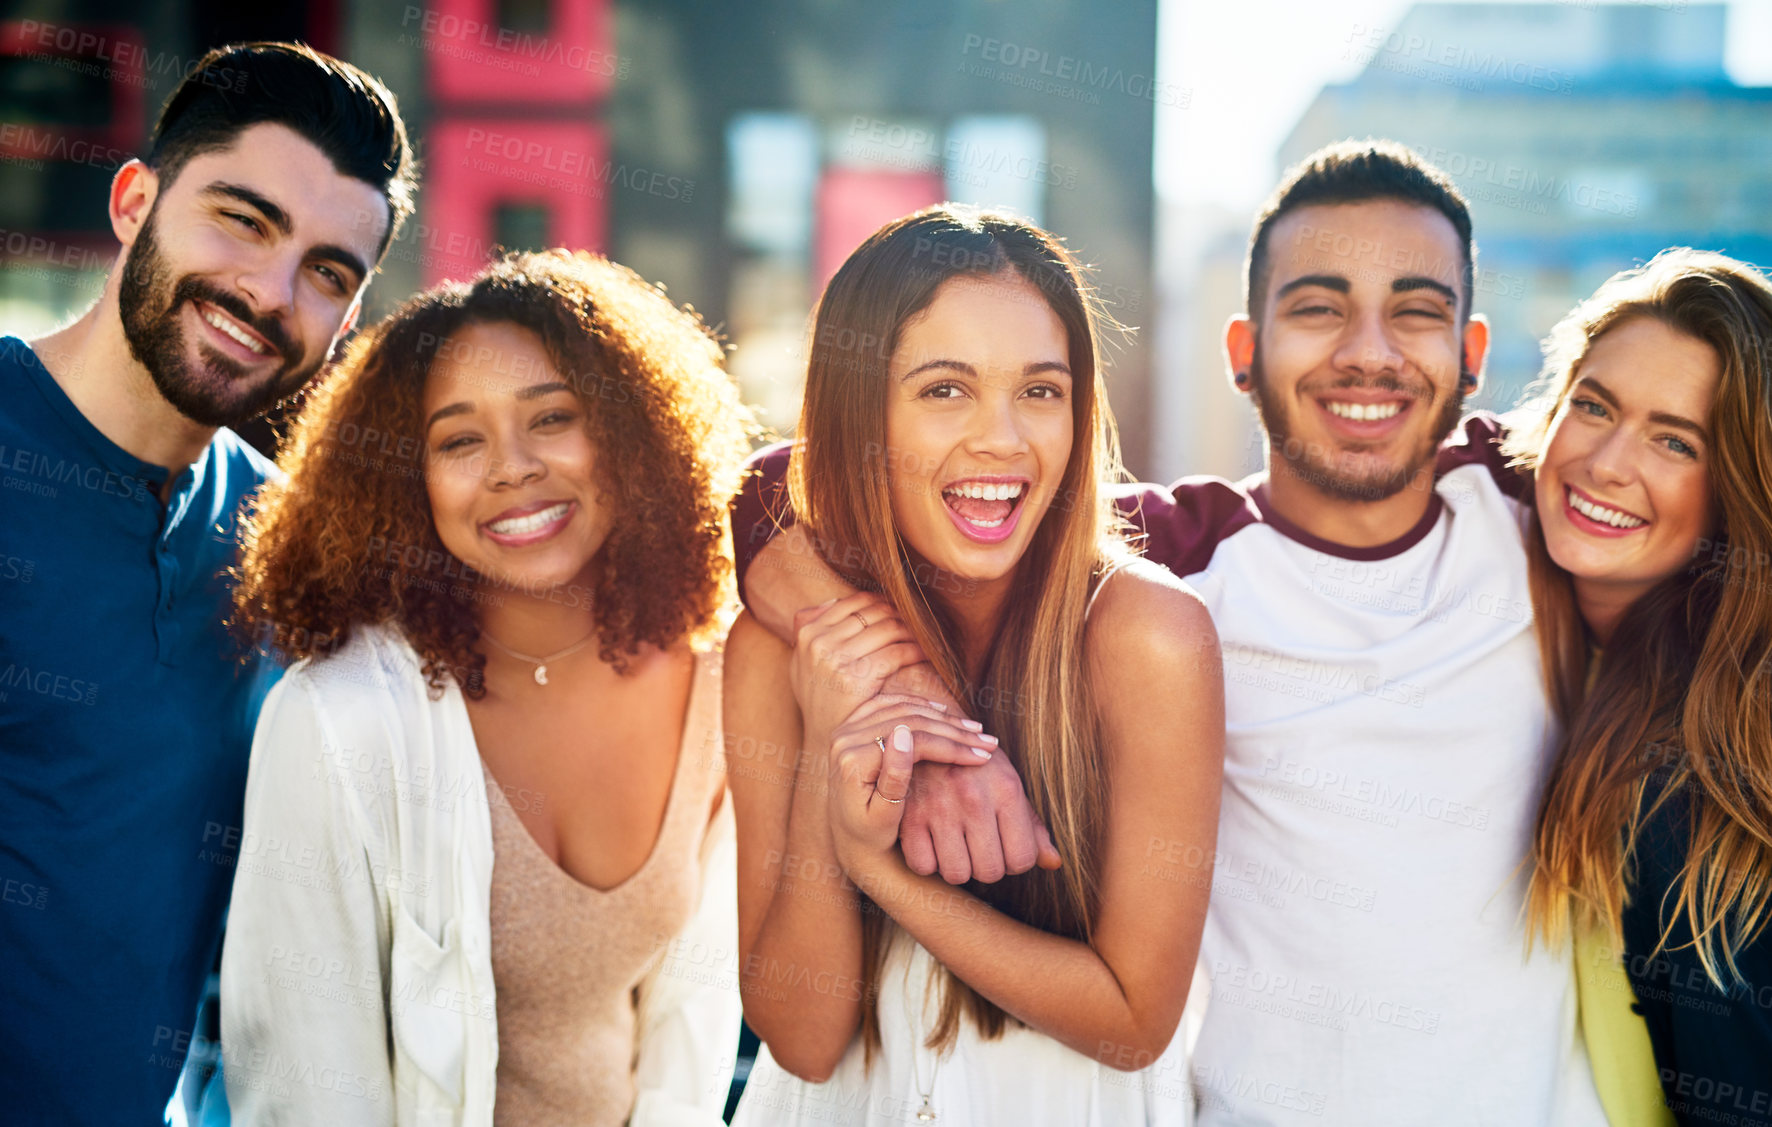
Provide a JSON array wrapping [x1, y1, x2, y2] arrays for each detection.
[[789, 205, 1127, 1051], [1512, 248, 1772, 984]]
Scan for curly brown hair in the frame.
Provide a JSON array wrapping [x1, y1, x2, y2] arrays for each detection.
[[234, 249, 754, 697]]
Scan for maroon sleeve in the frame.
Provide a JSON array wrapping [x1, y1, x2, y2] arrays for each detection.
[[1436, 412, 1526, 501], [730, 440, 797, 606], [1112, 475, 1261, 580]]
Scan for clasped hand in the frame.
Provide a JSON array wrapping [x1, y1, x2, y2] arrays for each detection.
[[789, 593, 1059, 881]]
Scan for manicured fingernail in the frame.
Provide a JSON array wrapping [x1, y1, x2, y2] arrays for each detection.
[[971, 747, 993, 758], [926, 700, 948, 711], [960, 719, 983, 731], [815, 597, 838, 609], [893, 725, 914, 751], [977, 732, 998, 744]]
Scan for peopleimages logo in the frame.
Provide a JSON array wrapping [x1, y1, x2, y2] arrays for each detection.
[[400, 5, 627, 79], [0, 442, 152, 502], [959, 34, 1191, 108], [0, 124, 129, 170], [1415, 147, 1639, 217], [1342, 23, 1576, 94], [460, 129, 694, 202], [0, 663, 98, 706], [11, 20, 250, 92]]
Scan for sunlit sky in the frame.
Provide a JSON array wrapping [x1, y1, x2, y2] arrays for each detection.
[[1154, 0, 1772, 213]]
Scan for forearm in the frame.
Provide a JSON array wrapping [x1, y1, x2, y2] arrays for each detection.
[[744, 525, 855, 641], [741, 736, 868, 1073], [845, 852, 1179, 1067]]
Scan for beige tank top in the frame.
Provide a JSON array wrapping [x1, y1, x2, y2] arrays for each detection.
[[482, 650, 723, 1126]]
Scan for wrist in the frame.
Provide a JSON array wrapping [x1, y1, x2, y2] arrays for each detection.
[[749, 538, 797, 639], [802, 726, 836, 760], [837, 837, 902, 893], [883, 664, 958, 713], [881, 662, 932, 692]]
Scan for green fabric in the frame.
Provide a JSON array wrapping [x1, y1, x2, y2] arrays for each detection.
[[1575, 925, 1675, 1127]]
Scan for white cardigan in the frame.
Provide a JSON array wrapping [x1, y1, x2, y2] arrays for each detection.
[[221, 623, 740, 1126]]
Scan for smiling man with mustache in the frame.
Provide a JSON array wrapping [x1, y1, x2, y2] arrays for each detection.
[[0, 42, 415, 1125], [1132, 144, 1605, 1127], [119, 226, 306, 428]]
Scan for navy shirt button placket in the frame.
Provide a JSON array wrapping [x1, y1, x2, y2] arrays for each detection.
[[156, 540, 182, 661]]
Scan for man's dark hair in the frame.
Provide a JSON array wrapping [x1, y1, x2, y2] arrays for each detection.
[[1244, 138, 1475, 321], [146, 41, 418, 258]]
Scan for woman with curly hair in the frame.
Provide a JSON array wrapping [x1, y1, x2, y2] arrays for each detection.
[[220, 249, 752, 1126]]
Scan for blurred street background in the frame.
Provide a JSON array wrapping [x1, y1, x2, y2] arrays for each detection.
[[3, 3, 1770, 1122], [1, 0, 1768, 478]]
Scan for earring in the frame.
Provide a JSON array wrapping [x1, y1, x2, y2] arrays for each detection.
[[1234, 371, 1250, 387], [1458, 372, 1478, 391]]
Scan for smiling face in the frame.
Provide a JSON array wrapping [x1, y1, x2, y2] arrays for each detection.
[[1535, 316, 1721, 609], [423, 320, 614, 593], [117, 122, 387, 427], [884, 271, 1075, 592], [1235, 199, 1483, 503]]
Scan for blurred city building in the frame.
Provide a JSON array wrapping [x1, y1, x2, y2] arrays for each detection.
[[1159, 0, 1772, 481], [0, 2, 342, 334], [0, 0, 1161, 468], [595, 0, 1161, 456]]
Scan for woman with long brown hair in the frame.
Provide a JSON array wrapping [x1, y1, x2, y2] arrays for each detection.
[[1510, 248, 1772, 1126], [724, 205, 1223, 1123], [220, 249, 751, 1125]]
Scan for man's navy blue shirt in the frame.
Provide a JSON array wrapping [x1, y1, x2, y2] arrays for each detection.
[[0, 336, 282, 1124]]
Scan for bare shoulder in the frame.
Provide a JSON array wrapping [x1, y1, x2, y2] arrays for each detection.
[[1085, 557, 1219, 674], [1086, 561, 1225, 778]]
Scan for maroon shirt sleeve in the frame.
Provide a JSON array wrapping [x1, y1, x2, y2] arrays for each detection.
[[1112, 476, 1261, 579], [1110, 415, 1516, 583], [1436, 411, 1527, 501], [730, 440, 797, 606]]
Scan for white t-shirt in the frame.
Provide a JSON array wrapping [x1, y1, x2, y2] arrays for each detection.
[[1121, 416, 1605, 1126]]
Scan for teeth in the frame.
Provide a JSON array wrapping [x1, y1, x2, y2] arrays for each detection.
[[201, 306, 268, 354], [944, 481, 1026, 501], [489, 502, 569, 535], [1567, 488, 1646, 530], [1326, 400, 1403, 421]]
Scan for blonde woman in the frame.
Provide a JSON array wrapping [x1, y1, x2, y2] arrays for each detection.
[[1508, 249, 1772, 1125]]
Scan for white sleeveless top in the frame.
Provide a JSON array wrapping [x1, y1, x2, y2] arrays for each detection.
[[733, 929, 1197, 1126]]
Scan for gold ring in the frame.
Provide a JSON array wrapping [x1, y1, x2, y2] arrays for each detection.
[[873, 735, 905, 802], [852, 610, 871, 629]]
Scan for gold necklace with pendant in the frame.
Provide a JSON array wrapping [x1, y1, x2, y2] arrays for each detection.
[[478, 627, 598, 686], [911, 1039, 938, 1122]]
